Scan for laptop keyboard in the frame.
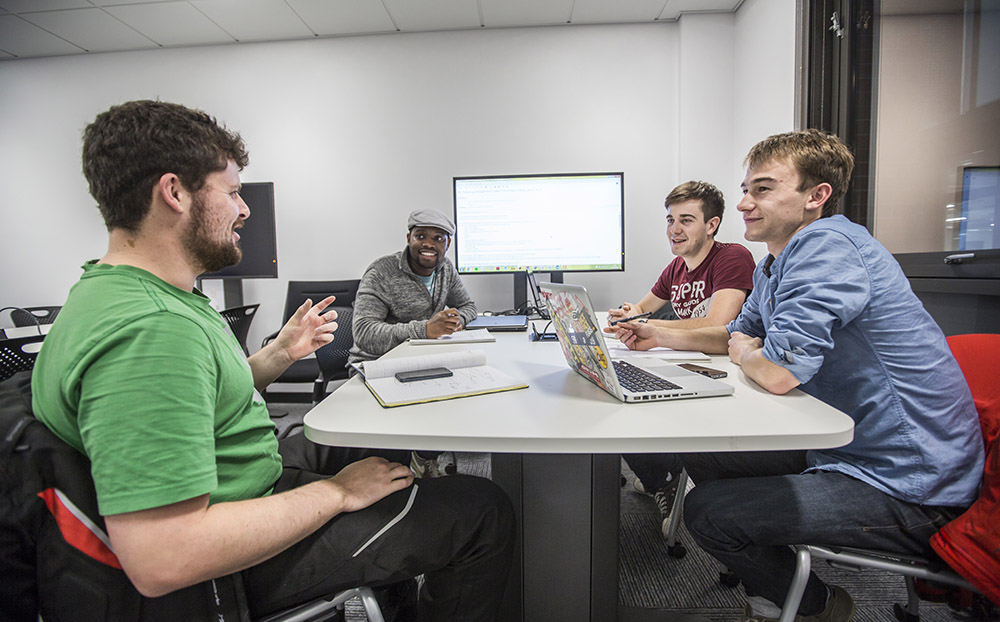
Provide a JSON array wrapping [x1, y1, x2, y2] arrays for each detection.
[[613, 360, 682, 393]]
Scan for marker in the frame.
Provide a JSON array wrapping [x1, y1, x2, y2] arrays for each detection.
[[609, 311, 652, 326]]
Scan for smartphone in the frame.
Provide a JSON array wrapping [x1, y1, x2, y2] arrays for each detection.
[[678, 363, 728, 379], [394, 367, 454, 383]]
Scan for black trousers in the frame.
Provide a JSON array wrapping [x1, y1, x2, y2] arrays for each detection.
[[242, 434, 516, 621]]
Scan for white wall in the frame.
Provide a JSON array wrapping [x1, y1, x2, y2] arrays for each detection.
[[0, 3, 794, 351]]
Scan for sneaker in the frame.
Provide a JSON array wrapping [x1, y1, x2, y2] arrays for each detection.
[[741, 602, 779, 622], [653, 477, 681, 537], [800, 585, 855, 622], [740, 585, 855, 622], [410, 451, 456, 478], [631, 478, 649, 495]]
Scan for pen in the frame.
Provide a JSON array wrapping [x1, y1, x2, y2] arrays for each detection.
[[610, 311, 652, 326]]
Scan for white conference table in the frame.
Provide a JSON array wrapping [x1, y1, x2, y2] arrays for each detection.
[[305, 322, 854, 622]]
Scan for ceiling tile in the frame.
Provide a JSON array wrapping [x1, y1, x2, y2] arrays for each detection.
[[0, 0, 91, 12], [383, 0, 480, 32], [659, 0, 742, 21], [0, 14, 83, 56], [191, 0, 312, 41], [287, 0, 395, 36], [92, 0, 182, 5], [481, 0, 573, 28], [571, 0, 666, 24], [105, 0, 234, 46], [22, 7, 154, 52]]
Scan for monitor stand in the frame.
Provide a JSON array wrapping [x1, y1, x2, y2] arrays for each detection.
[[197, 278, 245, 310], [514, 271, 562, 314]]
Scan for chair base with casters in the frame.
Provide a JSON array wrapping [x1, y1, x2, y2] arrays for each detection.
[[258, 586, 384, 622], [777, 545, 979, 622]]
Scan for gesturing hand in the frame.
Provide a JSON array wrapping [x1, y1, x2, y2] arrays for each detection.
[[272, 296, 339, 363], [615, 320, 659, 351]]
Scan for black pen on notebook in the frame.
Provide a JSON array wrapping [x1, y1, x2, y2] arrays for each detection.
[[609, 311, 652, 326]]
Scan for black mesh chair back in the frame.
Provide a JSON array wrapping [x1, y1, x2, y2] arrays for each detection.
[[10, 306, 61, 327], [315, 307, 355, 383], [281, 280, 361, 322], [0, 335, 45, 382], [262, 281, 362, 404], [219, 304, 260, 356]]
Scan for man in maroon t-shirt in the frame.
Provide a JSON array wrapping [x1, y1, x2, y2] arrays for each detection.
[[607, 180, 755, 537], [607, 180, 755, 328]]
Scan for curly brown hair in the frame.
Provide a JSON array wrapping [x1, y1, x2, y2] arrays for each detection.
[[82, 100, 249, 232]]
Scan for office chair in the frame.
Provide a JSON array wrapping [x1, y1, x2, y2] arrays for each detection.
[[0, 334, 45, 382], [777, 333, 1000, 622], [9, 305, 61, 327], [219, 303, 260, 356], [263, 281, 360, 404], [1, 366, 384, 622], [314, 306, 355, 386]]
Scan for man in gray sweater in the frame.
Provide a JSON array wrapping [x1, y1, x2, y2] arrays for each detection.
[[350, 208, 477, 365]]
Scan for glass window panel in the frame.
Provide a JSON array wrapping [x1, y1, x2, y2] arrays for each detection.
[[873, 0, 1000, 253]]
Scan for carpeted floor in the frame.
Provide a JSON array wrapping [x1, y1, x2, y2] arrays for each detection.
[[268, 403, 982, 622]]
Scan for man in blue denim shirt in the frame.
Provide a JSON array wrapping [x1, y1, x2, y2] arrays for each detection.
[[615, 130, 983, 622]]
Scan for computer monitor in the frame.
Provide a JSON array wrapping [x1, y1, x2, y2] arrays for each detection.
[[453, 172, 625, 308], [201, 182, 278, 280], [959, 166, 1000, 251]]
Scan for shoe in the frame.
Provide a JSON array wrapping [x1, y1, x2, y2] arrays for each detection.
[[410, 451, 456, 478], [653, 476, 681, 538], [740, 586, 855, 622], [800, 585, 855, 622], [741, 602, 779, 622]]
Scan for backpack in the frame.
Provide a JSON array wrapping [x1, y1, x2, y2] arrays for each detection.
[[0, 371, 250, 621]]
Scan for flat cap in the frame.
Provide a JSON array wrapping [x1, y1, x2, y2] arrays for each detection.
[[407, 208, 455, 236]]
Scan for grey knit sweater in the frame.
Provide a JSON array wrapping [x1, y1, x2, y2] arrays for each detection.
[[348, 248, 478, 364]]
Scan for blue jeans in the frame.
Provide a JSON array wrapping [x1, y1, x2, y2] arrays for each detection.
[[680, 451, 963, 616]]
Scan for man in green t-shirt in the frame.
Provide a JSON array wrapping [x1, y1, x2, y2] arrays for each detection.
[[32, 100, 514, 620]]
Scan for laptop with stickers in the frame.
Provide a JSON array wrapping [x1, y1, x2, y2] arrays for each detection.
[[538, 282, 734, 403]]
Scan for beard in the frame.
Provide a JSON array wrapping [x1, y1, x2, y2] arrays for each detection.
[[183, 190, 242, 274]]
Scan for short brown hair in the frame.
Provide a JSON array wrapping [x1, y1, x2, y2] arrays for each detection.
[[665, 181, 726, 234], [744, 129, 855, 218], [82, 100, 249, 232]]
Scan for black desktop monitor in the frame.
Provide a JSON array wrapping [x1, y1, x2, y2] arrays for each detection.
[[201, 182, 278, 280], [453, 172, 625, 308]]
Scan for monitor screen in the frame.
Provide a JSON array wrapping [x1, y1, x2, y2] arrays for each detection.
[[959, 166, 1000, 251], [453, 172, 625, 274], [201, 182, 278, 279]]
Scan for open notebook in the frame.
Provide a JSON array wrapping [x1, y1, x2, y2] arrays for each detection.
[[353, 349, 527, 407]]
